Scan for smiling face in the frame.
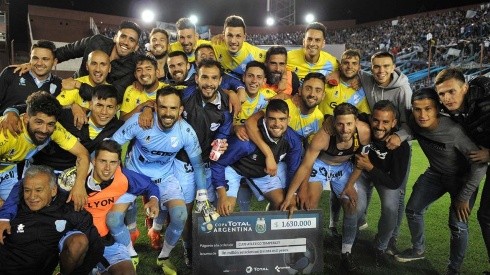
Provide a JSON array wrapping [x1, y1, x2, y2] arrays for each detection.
[[265, 110, 290, 139], [334, 114, 357, 142], [30, 48, 57, 80], [92, 150, 120, 182], [299, 77, 325, 109], [86, 51, 111, 85], [150, 32, 169, 58], [224, 26, 245, 54], [371, 56, 395, 87], [167, 55, 190, 83], [23, 172, 57, 211], [243, 66, 265, 97], [24, 112, 57, 145], [195, 47, 217, 67], [195, 66, 222, 102], [340, 55, 360, 81], [435, 78, 468, 112], [303, 29, 325, 61], [412, 98, 439, 130], [135, 60, 159, 90], [156, 93, 183, 129], [89, 97, 118, 128], [178, 28, 198, 55], [113, 28, 139, 58], [370, 109, 397, 141]]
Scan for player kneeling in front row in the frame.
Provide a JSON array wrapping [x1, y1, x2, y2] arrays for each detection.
[[211, 99, 303, 215]]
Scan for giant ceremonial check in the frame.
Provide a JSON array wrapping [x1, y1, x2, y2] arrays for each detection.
[[192, 210, 323, 274]]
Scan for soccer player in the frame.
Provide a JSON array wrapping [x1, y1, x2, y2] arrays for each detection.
[[434, 69, 490, 273], [353, 100, 410, 266], [147, 28, 170, 80], [56, 50, 111, 110], [319, 49, 370, 115], [280, 103, 370, 272], [169, 17, 210, 63], [120, 55, 167, 120], [286, 22, 339, 82], [233, 61, 276, 141], [1, 85, 122, 172], [245, 72, 326, 175], [211, 99, 303, 215], [0, 91, 90, 210], [0, 165, 103, 275], [113, 86, 217, 274], [395, 88, 487, 275], [263, 46, 300, 96], [165, 50, 193, 86], [213, 15, 266, 79], [0, 40, 61, 114], [15, 21, 142, 102]]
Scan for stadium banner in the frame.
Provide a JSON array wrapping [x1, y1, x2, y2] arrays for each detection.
[[192, 210, 323, 274]]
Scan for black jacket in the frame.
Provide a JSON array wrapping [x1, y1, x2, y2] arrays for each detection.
[[55, 34, 136, 103], [0, 185, 104, 275]]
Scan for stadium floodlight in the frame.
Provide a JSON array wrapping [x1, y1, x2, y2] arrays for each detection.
[[305, 13, 315, 23], [189, 14, 198, 25], [141, 9, 155, 23], [266, 16, 275, 26]]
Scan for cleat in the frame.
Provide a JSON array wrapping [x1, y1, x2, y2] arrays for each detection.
[[375, 249, 391, 267], [147, 228, 163, 250], [130, 255, 139, 270], [157, 258, 177, 275]]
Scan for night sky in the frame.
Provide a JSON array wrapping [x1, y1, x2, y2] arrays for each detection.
[[9, 0, 485, 48]]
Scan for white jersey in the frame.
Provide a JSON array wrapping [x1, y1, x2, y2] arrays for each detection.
[[112, 113, 202, 179]]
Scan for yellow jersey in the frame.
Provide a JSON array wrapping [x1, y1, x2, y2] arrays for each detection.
[[214, 42, 266, 79], [120, 82, 168, 114], [169, 39, 211, 63], [285, 98, 324, 142], [286, 49, 339, 82], [234, 88, 276, 125], [56, 76, 106, 109], [320, 82, 371, 115], [0, 120, 78, 172]]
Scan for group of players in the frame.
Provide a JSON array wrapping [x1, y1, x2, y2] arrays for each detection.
[[0, 13, 488, 275]]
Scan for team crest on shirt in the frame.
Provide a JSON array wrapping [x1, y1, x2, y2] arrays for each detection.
[[49, 83, 57, 94], [16, 224, 25, 233], [19, 77, 26, 86], [279, 153, 287, 161], [170, 137, 178, 148], [210, 123, 220, 131], [55, 220, 67, 232], [145, 136, 151, 143]]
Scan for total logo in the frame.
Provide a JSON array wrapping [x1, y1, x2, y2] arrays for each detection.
[[245, 266, 269, 273], [200, 221, 253, 233]]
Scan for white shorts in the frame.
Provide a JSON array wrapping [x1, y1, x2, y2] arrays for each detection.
[[0, 166, 18, 200], [95, 241, 131, 272], [309, 160, 354, 197]]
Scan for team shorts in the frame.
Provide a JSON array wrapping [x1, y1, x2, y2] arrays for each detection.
[[173, 159, 215, 203], [58, 230, 84, 252], [95, 241, 131, 272], [0, 166, 18, 200], [309, 160, 355, 198], [225, 162, 287, 200]]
